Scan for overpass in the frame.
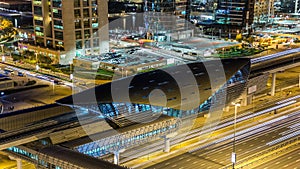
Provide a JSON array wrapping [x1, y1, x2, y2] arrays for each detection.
[[249, 47, 300, 98]]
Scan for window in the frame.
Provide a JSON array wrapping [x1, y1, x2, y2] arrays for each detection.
[[84, 30, 90, 38], [83, 0, 89, 7], [83, 9, 90, 17], [55, 41, 64, 50], [74, 9, 81, 18], [46, 40, 53, 48], [92, 29, 98, 36], [93, 38, 99, 47], [33, 0, 42, 6], [54, 31, 63, 40], [76, 31, 82, 39], [34, 19, 43, 26], [54, 20, 63, 30], [76, 40, 82, 49], [53, 9, 62, 19], [35, 26, 43, 31], [74, 0, 80, 7], [84, 19, 90, 28], [91, 0, 97, 6], [92, 8, 98, 17], [52, 0, 62, 8], [85, 40, 91, 48], [36, 31, 44, 36], [34, 6, 42, 16], [92, 18, 98, 28], [75, 20, 81, 29]]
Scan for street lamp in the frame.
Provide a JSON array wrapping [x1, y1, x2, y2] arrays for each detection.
[[35, 52, 39, 72], [69, 61, 73, 80], [35, 64, 39, 71], [232, 101, 241, 169]]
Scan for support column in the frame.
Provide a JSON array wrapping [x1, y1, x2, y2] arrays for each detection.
[[298, 74, 300, 88], [113, 151, 119, 165], [164, 137, 170, 153], [241, 97, 247, 106], [247, 95, 253, 105], [16, 158, 22, 169], [223, 106, 230, 112], [271, 73, 276, 96]]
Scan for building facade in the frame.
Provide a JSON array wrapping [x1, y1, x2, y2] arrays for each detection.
[[32, 0, 109, 65], [215, 0, 255, 37], [254, 0, 274, 23]]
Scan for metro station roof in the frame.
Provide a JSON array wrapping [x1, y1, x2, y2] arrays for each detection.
[[38, 145, 127, 169], [57, 58, 251, 111]]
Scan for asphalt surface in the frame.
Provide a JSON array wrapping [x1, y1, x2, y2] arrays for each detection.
[[144, 111, 300, 169], [0, 63, 72, 113], [254, 148, 300, 169]]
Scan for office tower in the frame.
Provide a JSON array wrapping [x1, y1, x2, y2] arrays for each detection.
[[32, 0, 109, 65], [143, 0, 193, 41], [215, 0, 255, 37], [254, 0, 274, 23]]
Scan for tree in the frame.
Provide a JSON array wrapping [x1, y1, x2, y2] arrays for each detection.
[[236, 33, 243, 42], [0, 19, 12, 29]]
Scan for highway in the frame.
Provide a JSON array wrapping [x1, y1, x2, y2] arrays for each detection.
[[120, 93, 300, 168], [0, 63, 72, 113], [143, 110, 300, 169], [254, 149, 300, 169]]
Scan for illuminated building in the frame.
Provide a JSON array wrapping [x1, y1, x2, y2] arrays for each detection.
[[30, 0, 109, 65], [215, 0, 255, 37]]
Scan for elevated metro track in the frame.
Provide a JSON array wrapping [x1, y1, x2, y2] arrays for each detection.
[[250, 48, 300, 77]]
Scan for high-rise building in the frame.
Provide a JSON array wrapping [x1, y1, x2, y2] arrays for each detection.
[[254, 0, 274, 23], [31, 0, 109, 65], [143, 0, 193, 41], [215, 0, 255, 37]]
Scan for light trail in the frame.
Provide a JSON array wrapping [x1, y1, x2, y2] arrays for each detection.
[[251, 48, 300, 64]]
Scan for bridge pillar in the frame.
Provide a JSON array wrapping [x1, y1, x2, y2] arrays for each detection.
[[271, 73, 276, 96], [164, 137, 170, 153], [16, 158, 22, 169], [113, 151, 120, 165], [113, 149, 125, 165], [9, 156, 22, 169]]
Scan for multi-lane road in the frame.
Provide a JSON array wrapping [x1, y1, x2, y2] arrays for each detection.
[[144, 110, 300, 169], [0, 63, 72, 113]]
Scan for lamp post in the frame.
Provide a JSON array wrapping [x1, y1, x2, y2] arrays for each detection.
[[232, 102, 241, 169], [35, 53, 39, 71], [69, 61, 73, 81]]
